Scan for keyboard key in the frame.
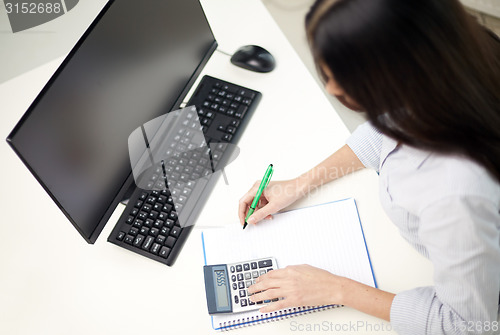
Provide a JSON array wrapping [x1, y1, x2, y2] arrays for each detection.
[[142, 236, 154, 251], [160, 226, 170, 236], [140, 226, 149, 235], [116, 231, 126, 241], [126, 216, 134, 224], [133, 234, 145, 247], [151, 243, 161, 254], [165, 236, 176, 248], [165, 219, 175, 228], [129, 227, 138, 236], [156, 235, 166, 244], [124, 234, 134, 244], [159, 246, 170, 258], [133, 219, 143, 228], [150, 227, 159, 236], [235, 105, 248, 118], [170, 226, 181, 238]]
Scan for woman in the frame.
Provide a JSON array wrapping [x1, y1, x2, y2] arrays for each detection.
[[238, 0, 500, 334]]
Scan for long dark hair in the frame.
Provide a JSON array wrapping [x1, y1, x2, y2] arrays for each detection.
[[306, 0, 500, 182]]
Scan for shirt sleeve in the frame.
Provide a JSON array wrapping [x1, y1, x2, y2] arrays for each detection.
[[346, 121, 383, 172], [390, 195, 500, 335]]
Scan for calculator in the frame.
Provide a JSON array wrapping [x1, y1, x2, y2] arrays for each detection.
[[203, 257, 278, 314]]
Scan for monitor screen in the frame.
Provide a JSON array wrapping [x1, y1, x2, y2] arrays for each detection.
[[7, 0, 217, 243]]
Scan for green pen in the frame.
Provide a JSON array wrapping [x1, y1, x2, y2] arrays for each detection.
[[243, 164, 274, 229]]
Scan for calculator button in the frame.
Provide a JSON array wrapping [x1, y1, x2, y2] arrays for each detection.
[[258, 260, 273, 268], [252, 271, 259, 278], [260, 270, 266, 276], [244, 272, 251, 280], [235, 264, 243, 272], [230, 266, 235, 273], [238, 281, 245, 289], [267, 268, 274, 272], [239, 290, 246, 298], [249, 299, 255, 306], [243, 263, 250, 271], [241, 299, 247, 307], [251, 262, 257, 270], [245, 281, 252, 288], [234, 295, 239, 304], [237, 273, 244, 281], [232, 283, 237, 290]]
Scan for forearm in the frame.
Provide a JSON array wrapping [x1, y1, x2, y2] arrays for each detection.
[[337, 278, 395, 322], [295, 144, 365, 194]]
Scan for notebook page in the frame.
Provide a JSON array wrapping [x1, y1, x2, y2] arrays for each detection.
[[201, 198, 376, 329]]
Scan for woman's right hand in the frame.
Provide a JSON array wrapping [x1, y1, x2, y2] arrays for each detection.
[[238, 178, 307, 227]]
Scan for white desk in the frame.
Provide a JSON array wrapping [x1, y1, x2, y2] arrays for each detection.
[[0, 1, 433, 334]]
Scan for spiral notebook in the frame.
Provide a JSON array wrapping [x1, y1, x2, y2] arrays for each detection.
[[201, 197, 376, 331]]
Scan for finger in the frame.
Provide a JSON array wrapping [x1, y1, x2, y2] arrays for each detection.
[[247, 203, 277, 225], [259, 299, 289, 313], [248, 278, 279, 294], [238, 182, 263, 225], [255, 268, 285, 282], [249, 288, 282, 303]]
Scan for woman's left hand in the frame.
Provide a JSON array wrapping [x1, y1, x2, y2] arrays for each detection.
[[248, 264, 348, 313]]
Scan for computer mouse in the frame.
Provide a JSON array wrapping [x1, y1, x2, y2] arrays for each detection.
[[230, 45, 276, 73]]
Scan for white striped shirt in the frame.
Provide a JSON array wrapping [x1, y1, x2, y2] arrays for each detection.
[[346, 122, 500, 335]]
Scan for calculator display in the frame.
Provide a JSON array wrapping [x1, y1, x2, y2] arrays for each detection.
[[214, 270, 229, 308]]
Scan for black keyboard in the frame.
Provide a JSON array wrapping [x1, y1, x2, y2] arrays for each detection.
[[108, 75, 262, 265]]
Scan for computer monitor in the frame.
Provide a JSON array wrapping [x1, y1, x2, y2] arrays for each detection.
[[6, 0, 217, 243]]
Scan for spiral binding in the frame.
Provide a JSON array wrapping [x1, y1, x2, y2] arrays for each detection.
[[217, 304, 343, 331]]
